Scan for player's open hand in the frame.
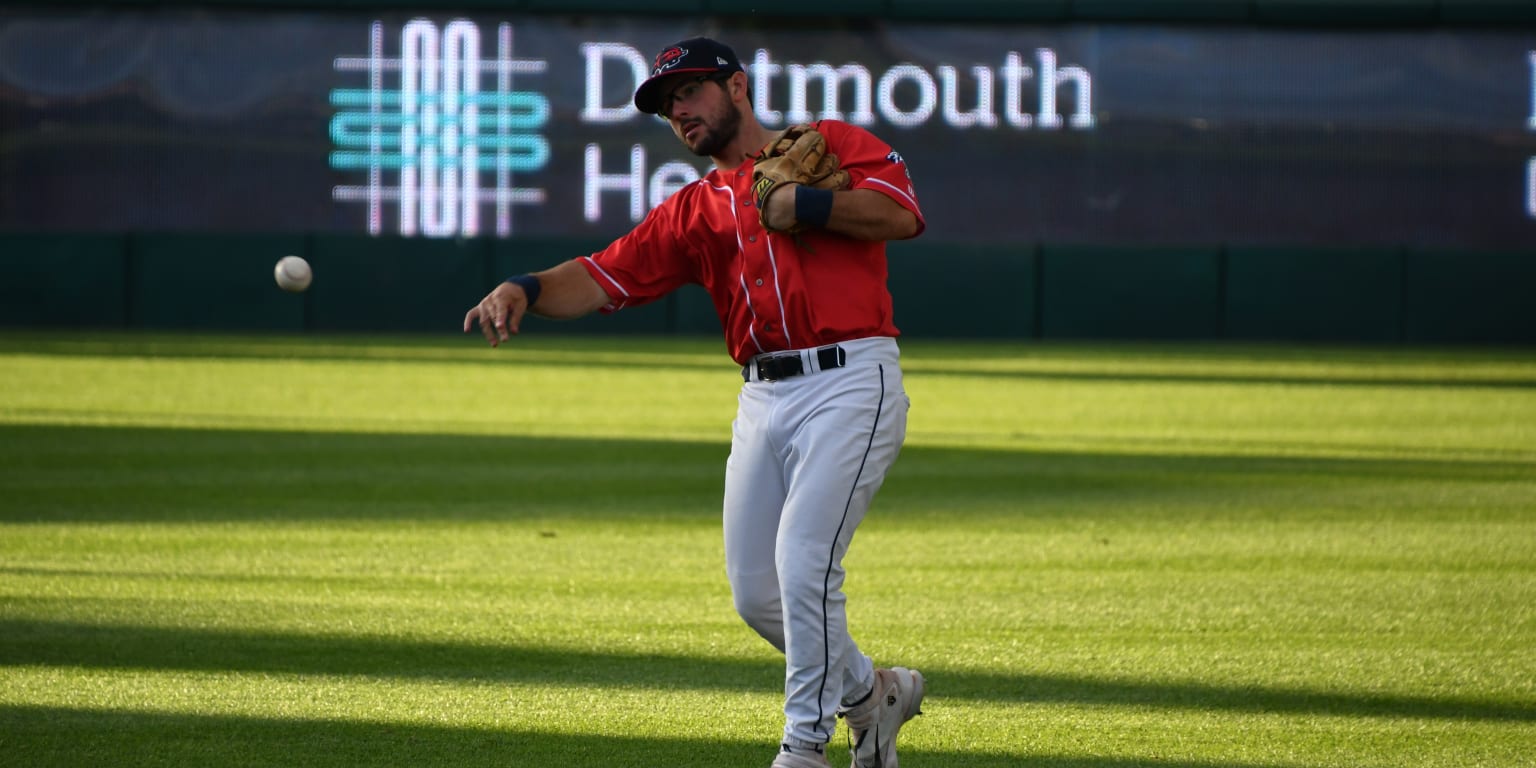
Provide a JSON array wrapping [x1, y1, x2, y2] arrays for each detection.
[[463, 282, 529, 347]]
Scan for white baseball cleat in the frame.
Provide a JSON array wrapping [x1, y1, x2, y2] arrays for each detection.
[[771, 743, 831, 768], [840, 666, 925, 768]]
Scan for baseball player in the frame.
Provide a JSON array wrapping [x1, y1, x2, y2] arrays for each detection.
[[463, 36, 925, 768]]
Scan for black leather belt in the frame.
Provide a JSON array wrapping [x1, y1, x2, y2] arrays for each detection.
[[743, 345, 847, 382]]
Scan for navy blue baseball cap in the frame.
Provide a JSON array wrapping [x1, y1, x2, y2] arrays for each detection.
[[633, 37, 745, 115]]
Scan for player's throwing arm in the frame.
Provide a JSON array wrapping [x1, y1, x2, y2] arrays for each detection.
[[463, 260, 609, 346]]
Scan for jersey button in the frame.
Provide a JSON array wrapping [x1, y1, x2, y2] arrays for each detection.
[[755, 278, 763, 286], [749, 235, 756, 243]]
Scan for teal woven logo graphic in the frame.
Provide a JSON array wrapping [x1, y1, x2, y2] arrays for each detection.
[[330, 20, 550, 237]]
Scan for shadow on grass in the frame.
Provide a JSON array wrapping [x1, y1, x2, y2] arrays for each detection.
[[4, 424, 1535, 735], [2, 619, 1532, 724], [2, 425, 1530, 526], [3, 331, 1532, 389], [0, 704, 1313, 768]]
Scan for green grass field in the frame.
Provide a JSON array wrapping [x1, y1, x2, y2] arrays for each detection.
[[2, 331, 1534, 767]]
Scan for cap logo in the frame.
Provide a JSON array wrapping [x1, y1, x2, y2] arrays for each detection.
[[652, 46, 688, 76]]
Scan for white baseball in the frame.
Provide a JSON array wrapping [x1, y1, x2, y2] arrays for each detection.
[[274, 255, 312, 293]]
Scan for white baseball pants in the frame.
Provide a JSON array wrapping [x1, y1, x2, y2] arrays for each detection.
[[723, 336, 909, 749]]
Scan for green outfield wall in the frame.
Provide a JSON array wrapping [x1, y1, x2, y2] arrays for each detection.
[[3, 234, 1532, 343], [2, 0, 1533, 343]]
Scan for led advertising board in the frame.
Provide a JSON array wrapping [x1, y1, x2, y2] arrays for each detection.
[[1, 13, 1533, 247]]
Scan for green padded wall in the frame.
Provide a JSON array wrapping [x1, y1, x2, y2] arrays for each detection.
[[5, 234, 1532, 343], [308, 235, 489, 333], [0, 234, 127, 330], [4, 3, 1533, 343], [128, 234, 309, 332], [672, 284, 726, 338], [887, 240, 1039, 339], [1041, 245, 1222, 339], [1225, 246, 1403, 342], [1402, 249, 1536, 344]]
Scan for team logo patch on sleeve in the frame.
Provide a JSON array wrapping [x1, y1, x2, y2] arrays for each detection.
[[887, 150, 914, 189]]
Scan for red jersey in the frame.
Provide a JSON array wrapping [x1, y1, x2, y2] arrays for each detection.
[[577, 120, 924, 365]]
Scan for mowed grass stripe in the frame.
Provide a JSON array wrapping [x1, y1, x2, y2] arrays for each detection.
[[3, 333, 1534, 459]]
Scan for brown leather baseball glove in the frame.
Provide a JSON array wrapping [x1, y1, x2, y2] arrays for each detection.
[[752, 124, 850, 234]]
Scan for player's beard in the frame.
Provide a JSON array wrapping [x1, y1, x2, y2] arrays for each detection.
[[683, 99, 743, 159]]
